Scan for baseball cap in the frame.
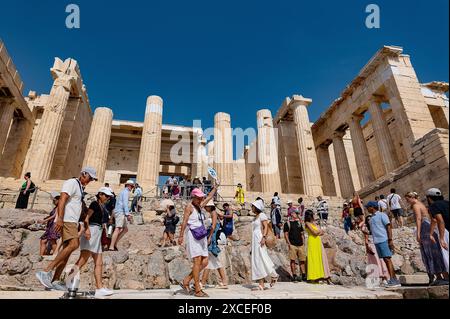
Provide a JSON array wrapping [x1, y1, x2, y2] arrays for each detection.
[[426, 188, 442, 197], [50, 191, 61, 199], [191, 188, 206, 198], [98, 187, 114, 197], [81, 167, 98, 180], [365, 201, 379, 209], [125, 180, 135, 186]]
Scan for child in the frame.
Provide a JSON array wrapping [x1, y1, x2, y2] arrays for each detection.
[[159, 205, 179, 247], [39, 192, 61, 256]]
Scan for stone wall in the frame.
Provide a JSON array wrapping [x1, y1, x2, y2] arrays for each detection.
[[360, 128, 449, 202]]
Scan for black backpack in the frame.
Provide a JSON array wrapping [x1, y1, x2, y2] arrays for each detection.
[[29, 181, 36, 193]]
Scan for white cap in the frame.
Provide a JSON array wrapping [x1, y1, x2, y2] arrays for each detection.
[[98, 187, 114, 197], [426, 188, 442, 197], [287, 200, 293, 204], [81, 167, 98, 180], [125, 180, 135, 186], [50, 191, 61, 199], [252, 199, 265, 212]]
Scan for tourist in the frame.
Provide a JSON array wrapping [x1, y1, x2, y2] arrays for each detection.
[[283, 210, 306, 282], [172, 180, 181, 199], [39, 192, 61, 256], [362, 215, 390, 287], [287, 200, 299, 220], [235, 183, 245, 208], [405, 192, 448, 285], [270, 201, 282, 239], [365, 201, 401, 287], [250, 199, 279, 291], [74, 187, 114, 298], [378, 195, 388, 214], [304, 210, 329, 284], [272, 192, 281, 208], [342, 203, 352, 234], [15, 172, 35, 209], [35, 167, 97, 290], [159, 205, 179, 247], [218, 203, 235, 240], [297, 198, 305, 221], [315, 196, 329, 227], [102, 186, 116, 251], [108, 180, 134, 251], [387, 188, 405, 228], [201, 200, 229, 290], [185, 179, 192, 198], [167, 176, 176, 195], [178, 183, 218, 298], [131, 183, 142, 213], [203, 177, 212, 194], [352, 192, 364, 220], [426, 188, 449, 273]]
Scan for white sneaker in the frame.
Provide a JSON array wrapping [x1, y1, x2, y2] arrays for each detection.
[[36, 271, 54, 289], [95, 288, 114, 298]]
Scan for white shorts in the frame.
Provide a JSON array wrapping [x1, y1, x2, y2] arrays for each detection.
[[80, 225, 102, 254], [114, 213, 127, 228], [206, 246, 228, 270]]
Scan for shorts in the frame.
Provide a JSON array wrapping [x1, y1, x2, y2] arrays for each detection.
[[353, 207, 364, 217], [391, 209, 404, 218], [114, 213, 127, 228], [80, 225, 102, 254], [164, 224, 176, 234], [289, 245, 306, 262], [318, 211, 329, 220], [62, 222, 79, 243], [272, 224, 281, 236], [375, 241, 392, 258]]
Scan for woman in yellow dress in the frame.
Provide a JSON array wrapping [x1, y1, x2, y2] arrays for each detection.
[[305, 210, 326, 282], [235, 184, 245, 207]]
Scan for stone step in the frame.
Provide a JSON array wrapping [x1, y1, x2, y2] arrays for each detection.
[[399, 275, 430, 286], [387, 285, 449, 299]]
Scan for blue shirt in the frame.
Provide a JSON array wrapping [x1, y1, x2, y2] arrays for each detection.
[[369, 212, 391, 244], [134, 187, 142, 197], [115, 188, 130, 215]]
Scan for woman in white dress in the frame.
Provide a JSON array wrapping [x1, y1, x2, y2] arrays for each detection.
[[178, 182, 218, 298], [251, 199, 279, 291], [201, 200, 229, 289]]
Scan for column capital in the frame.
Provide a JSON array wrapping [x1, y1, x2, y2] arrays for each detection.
[[369, 95, 384, 105], [333, 130, 346, 139], [290, 95, 313, 109], [350, 113, 364, 123]]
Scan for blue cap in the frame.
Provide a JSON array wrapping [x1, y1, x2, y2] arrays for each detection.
[[365, 201, 378, 209]]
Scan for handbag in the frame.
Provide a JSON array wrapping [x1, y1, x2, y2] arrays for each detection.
[[190, 211, 208, 240], [265, 222, 277, 249]]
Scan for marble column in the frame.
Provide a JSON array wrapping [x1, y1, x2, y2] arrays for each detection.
[[0, 99, 15, 156], [137, 96, 163, 190], [23, 73, 73, 182], [214, 112, 234, 187], [316, 144, 337, 196], [368, 98, 400, 174], [82, 107, 113, 182], [291, 96, 323, 196], [332, 131, 355, 199], [257, 109, 282, 194], [348, 114, 375, 187]]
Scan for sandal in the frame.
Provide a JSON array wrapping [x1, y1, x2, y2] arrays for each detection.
[[270, 276, 279, 288], [216, 283, 229, 289], [194, 290, 209, 298], [179, 282, 191, 295]]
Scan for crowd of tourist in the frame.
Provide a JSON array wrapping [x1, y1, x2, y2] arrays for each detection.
[[28, 167, 448, 298]]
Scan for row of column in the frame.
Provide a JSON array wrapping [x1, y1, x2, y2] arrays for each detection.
[[319, 98, 400, 199]]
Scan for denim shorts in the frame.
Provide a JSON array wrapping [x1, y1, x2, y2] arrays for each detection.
[[375, 241, 392, 258]]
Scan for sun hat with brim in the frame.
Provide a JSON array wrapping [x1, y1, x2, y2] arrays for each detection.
[[252, 199, 265, 212], [426, 188, 442, 197], [191, 188, 206, 198], [98, 187, 114, 197], [365, 201, 379, 209], [82, 167, 98, 180]]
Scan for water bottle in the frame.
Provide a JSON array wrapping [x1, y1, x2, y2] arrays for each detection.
[[107, 225, 114, 238], [67, 271, 80, 299]]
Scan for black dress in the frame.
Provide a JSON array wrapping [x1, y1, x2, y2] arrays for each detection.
[[15, 181, 31, 209]]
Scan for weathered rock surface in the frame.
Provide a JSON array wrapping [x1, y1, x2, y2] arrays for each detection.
[[0, 208, 428, 291]]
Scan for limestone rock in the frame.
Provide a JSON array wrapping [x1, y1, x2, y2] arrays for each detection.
[[110, 250, 129, 264], [147, 251, 170, 288], [392, 254, 405, 271], [167, 257, 191, 284], [0, 228, 21, 258]]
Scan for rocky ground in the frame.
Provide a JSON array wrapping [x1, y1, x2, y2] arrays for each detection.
[[0, 207, 427, 291]]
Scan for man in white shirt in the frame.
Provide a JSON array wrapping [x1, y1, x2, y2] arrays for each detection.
[[387, 188, 404, 228], [378, 194, 388, 213], [36, 167, 97, 290]]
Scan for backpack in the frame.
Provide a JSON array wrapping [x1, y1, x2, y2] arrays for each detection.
[[173, 215, 180, 225], [29, 181, 36, 193]]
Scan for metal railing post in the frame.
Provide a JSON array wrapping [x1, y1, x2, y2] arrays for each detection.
[[30, 187, 39, 209]]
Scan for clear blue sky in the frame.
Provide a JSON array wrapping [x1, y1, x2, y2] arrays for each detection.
[[1, 0, 448, 152]]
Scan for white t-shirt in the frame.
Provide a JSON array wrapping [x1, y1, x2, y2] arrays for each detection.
[[378, 199, 388, 212], [387, 194, 402, 210], [61, 179, 83, 223]]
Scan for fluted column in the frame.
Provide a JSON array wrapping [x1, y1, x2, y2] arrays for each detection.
[[368, 98, 400, 174], [316, 144, 337, 196], [23, 71, 74, 182], [137, 96, 163, 190], [82, 107, 113, 182], [257, 109, 282, 194], [348, 114, 375, 187], [332, 131, 355, 199], [291, 96, 323, 196], [0, 99, 15, 156], [214, 113, 234, 187]]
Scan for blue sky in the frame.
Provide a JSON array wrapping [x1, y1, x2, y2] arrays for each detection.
[[1, 0, 448, 155]]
